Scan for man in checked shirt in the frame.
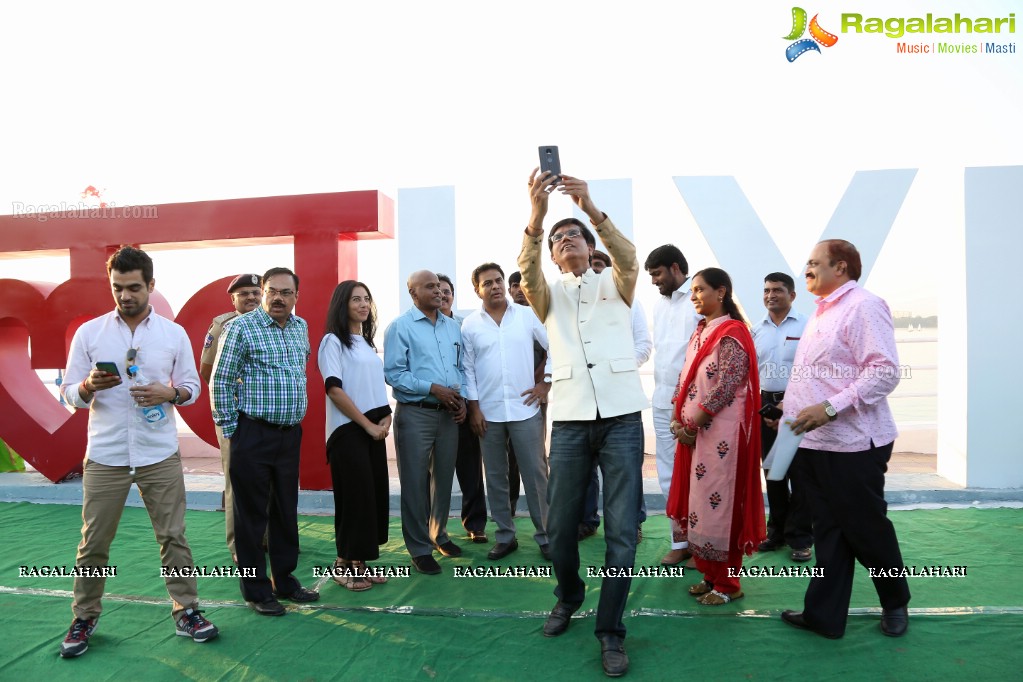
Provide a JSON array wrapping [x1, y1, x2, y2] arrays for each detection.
[[213, 266, 320, 616]]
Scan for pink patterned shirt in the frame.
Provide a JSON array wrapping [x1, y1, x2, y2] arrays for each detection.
[[783, 280, 900, 452]]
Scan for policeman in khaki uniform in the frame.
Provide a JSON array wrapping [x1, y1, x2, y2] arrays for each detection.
[[200, 274, 262, 562]]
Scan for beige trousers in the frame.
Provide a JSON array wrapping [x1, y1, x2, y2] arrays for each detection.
[[72, 453, 199, 622]]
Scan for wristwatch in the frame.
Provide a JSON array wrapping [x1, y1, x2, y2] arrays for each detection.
[[822, 400, 837, 421], [542, 375, 552, 384]]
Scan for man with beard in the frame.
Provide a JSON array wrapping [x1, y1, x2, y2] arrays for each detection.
[[644, 244, 702, 565], [59, 246, 216, 657], [462, 262, 552, 562]]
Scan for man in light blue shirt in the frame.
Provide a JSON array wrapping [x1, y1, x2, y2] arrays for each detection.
[[751, 272, 812, 562], [384, 270, 467, 575]]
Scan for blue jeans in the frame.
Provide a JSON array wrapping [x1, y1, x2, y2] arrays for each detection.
[[583, 466, 647, 529], [547, 412, 643, 640]]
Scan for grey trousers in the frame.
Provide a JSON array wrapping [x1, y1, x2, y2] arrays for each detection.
[[393, 402, 459, 557], [480, 412, 549, 546]]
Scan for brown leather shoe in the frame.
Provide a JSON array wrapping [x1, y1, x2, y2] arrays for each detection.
[[660, 547, 692, 566]]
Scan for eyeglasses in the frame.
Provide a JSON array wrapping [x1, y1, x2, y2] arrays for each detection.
[[233, 290, 262, 298], [126, 348, 138, 378], [551, 228, 583, 243], [265, 288, 296, 298]]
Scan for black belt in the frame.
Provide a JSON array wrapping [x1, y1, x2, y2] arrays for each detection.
[[761, 390, 785, 403], [402, 401, 446, 411], [240, 412, 299, 431]]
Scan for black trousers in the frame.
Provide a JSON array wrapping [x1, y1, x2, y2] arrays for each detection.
[[797, 442, 911, 635], [230, 414, 302, 603], [455, 420, 487, 533], [762, 417, 813, 549], [327, 421, 389, 561]]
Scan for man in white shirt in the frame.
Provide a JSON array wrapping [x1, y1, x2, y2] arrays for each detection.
[[644, 244, 702, 566], [58, 246, 217, 658], [463, 262, 552, 562], [752, 272, 812, 562]]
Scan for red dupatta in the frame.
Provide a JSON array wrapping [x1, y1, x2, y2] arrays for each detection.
[[666, 318, 766, 558]]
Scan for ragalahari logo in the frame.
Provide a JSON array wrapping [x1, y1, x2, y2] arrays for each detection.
[[784, 7, 839, 62]]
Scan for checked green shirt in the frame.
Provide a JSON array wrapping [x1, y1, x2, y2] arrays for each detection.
[[212, 306, 309, 438]]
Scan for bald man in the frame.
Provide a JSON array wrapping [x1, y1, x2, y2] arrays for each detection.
[[383, 270, 468, 576]]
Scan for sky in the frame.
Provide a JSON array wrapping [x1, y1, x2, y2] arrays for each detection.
[[1, 0, 1021, 328]]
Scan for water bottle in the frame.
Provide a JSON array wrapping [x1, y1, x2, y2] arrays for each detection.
[[129, 365, 168, 429]]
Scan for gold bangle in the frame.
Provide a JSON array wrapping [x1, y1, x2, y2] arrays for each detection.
[[681, 427, 697, 439]]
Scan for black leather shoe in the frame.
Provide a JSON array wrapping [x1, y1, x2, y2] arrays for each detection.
[[790, 547, 813, 562], [468, 530, 488, 544], [880, 606, 909, 637], [434, 541, 463, 558], [758, 538, 783, 552], [599, 635, 629, 678], [539, 543, 551, 561], [274, 586, 319, 603], [781, 610, 842, 639], [487, 539, 519, 560], [543, 601, 580, 637], [411, 554, 442, 575], [248, 598, 286, 616], [578, 524, 598, 541]]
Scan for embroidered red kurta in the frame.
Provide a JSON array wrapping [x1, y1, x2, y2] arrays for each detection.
[[667, 317, 766, 563]]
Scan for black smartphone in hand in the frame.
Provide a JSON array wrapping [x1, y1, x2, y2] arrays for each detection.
[[538, 146, 561, 183], [758, 402, 783, 420], [95, 361, 121, 378]]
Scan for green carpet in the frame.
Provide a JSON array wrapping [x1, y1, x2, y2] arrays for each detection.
[[1, 502, 1020, 680]]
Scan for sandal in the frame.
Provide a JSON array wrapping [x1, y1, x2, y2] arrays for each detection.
[[688, 580, 714, 597], [331, 559, 372, 592], [352, 560, 387, 584], [697, 589, 744, 605]]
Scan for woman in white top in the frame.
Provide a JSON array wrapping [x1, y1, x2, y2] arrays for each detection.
[[318, 281, 392, 591]]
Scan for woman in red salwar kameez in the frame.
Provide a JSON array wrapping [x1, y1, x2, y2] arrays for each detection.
[[667, 268, 766, 605]]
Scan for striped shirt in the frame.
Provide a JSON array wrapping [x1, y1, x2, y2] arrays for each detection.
[[212, 306, 309, 437]]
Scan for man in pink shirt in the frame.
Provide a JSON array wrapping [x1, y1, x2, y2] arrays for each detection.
[[780, 239, 910, 640]]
